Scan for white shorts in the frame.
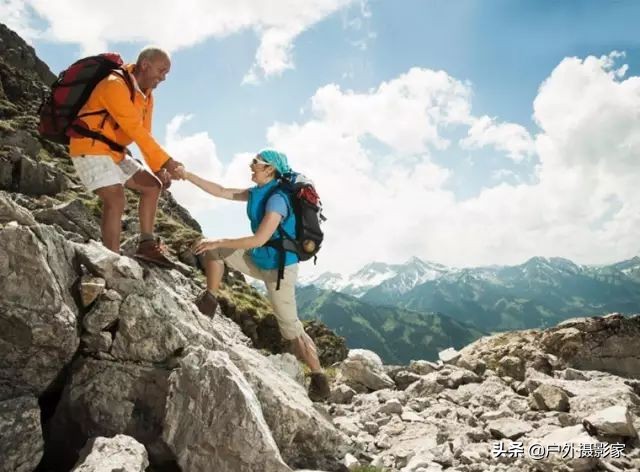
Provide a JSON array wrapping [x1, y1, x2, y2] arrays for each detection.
[[71, 155, 143, 192]]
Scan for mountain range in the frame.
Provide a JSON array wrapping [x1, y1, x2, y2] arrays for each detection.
[[300, 255, 640, 333], [296, 285, 485, 364]]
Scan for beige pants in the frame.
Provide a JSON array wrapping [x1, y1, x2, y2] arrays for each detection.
[[203, 248, 304, 340]]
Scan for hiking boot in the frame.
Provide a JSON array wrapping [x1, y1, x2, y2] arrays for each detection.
[[308, 372, 330, 402], [195, 290, 218, 317], [133, 238, 176, 268]]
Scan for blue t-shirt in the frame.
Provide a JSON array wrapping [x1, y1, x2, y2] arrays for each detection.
[[265, 193, 289, 220]]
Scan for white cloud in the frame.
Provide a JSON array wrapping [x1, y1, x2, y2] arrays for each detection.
[[308, 68, 475, 154], [164, 115, 226, 213], [460, 115, 535, 161], [15, 0, 358, 81], [0, 0, 41, 42], [165, 53, 640, 277]]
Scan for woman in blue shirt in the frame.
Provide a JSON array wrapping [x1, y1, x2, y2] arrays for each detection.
[[185, 149, 329, 401]]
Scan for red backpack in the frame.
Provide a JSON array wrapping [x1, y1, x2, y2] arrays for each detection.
[[38, 53, 134, 153]]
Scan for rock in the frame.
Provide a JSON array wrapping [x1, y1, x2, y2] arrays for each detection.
[[46, 357, 173, 469], [80, 332, 112, 354], [530, 384, 570, 412], [531, 424, 599, 471], [498, 356, 525, 381], [343, 453, 359, 470], [439, 347, 461, 364], [71, 435, 148, 472], [163, 347, 291, 472], [406, 373, 445, 397], [480, 410, 513, 421], [82, 290, 121, 334], [0, 395, 43, 472], [583, 405, 638, 438], [78, 276, 106, 307], [16, 152, 68, 196], [333, 416, 361, 437], [340, 349, 395, 391], [0, 225, 79, 400], [541, 315, 640, 379], [364, 421, 379, 435], [75, 241, 144, 283], [377, 399, 403, 416], [436, 368, 481, 389], [456, 357, 486, 376], [409, 360, 440, 375], [34, 199, 100, 241], [329, 384, 357, 404], [563, 368, 589, 381], [487, 418, 533, 440], [0, 190, 36, 225], [228, 344, 350, 471], [268, 353, 305, 386], [393, 370, 422, 390], [400, 410, 424, 423]]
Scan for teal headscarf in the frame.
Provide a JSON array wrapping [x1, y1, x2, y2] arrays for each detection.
[[257, 149, 291, 176]]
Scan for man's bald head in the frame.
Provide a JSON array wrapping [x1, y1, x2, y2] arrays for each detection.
[[134, 47, 171, 92], [136, 47, 170, 67]]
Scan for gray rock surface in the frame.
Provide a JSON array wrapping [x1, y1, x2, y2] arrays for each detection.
[[0, 395, 43, 472], [71, 435, 149, 472]]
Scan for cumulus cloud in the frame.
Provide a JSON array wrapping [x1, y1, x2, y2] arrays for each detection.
[[266, 53, 640, 274], [163, 115, 226, 213], [0, 0, 41, 42], [166, 53, 639, 276], [11, 0, 358, 81], [460, 115, 535, 161]]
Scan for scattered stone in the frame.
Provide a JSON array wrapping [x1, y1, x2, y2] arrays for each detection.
[[498, 356, 525, 381], [71, 435, 148, 472], [439, 347, 461, 364], [487, 418, 533, 440], [329, 384, 357, 404], [530, 384, 570, 412], [583, 405, 638, 438], [79, 275, 106, 307]]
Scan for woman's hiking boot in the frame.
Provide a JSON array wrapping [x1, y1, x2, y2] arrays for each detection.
[[195, 290, 218, 317], [308, 372, 330, 402]]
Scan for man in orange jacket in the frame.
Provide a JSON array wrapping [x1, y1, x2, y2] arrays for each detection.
[[69, 47, 183, 267]]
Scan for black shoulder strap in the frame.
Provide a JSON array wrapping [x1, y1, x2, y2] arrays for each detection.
[[68, 123, 132, 156]]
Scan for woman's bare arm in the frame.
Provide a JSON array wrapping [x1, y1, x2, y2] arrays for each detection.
[[185, 171, 248, 201]]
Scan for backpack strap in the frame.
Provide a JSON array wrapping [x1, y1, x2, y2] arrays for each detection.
[[263, 185, 296, 291], [68, 123, 132, 156]]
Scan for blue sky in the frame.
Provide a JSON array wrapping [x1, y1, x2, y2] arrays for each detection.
[[4, 0, 640, 275]]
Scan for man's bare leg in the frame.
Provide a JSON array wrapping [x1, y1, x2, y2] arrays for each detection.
[[94, 184, 126, 252], [125, 170, 161, 238]]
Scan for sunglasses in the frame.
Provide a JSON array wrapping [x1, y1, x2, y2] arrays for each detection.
[[251, 158, 271, 167]]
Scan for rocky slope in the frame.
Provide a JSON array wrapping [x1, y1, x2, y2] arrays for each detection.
[[1, 22, 640, 472]]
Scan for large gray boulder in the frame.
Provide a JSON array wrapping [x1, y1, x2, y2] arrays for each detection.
[[0, 395, 43, 472], [541, 314, 640, 379], [0, 224, 79, 400], [33, 199, 100, 241], [0, 190, 36, 225], [163, 347, 291, 472]]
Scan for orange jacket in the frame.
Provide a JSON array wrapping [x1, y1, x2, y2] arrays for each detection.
[[68, 64, 170, 172]]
